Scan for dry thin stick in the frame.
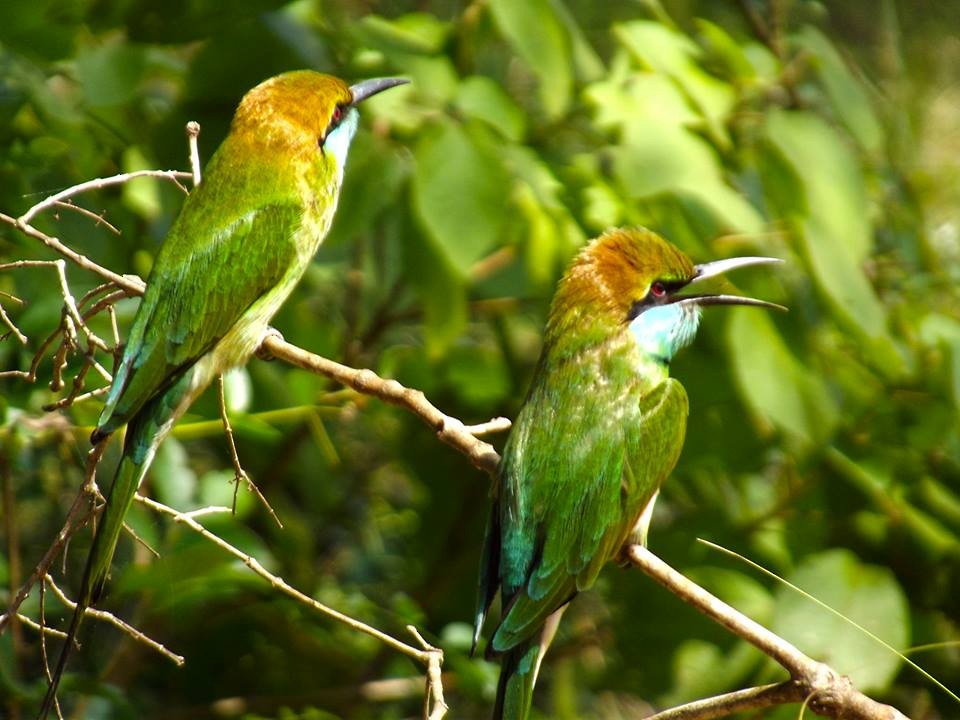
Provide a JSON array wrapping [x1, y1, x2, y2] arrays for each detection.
[[643, 682, 802, 720], [38, 579, 65, 720], [0, 212, 145, 295], [43, 574, 184, 666], [137, 495, 447, 718], [14, 613, 69, 640], [627, 545, 908, 720], [407, 625, 448, 720], [0, 301, 27, 344], [18, 169, 191, 224], [216, 374, 283, 528], [186, 122, 202, 186], [0, 443, 106, 632], [52, 200, 121, 236], [462, 417, 511, 436], [260, 333, 503, 475]]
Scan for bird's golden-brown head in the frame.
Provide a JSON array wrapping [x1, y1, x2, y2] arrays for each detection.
[[229, 71, 406, 163], [547, 227, 782, 363]]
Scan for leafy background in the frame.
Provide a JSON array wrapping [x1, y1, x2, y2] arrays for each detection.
[[2, 0, 960, 718]]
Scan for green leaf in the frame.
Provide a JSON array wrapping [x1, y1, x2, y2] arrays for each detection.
[[75, 39, 147, 107], [611, 119, 764, 235], [766, 109, 870, 262], [456, 75, 527, 142], [412, 119, 510, 275], [357, 13, 451, 55], [920, 314, 960, 409], [793, 26, 884, 154], [152, 437, 197, 510], [487, 0, 572, 119], [614, 20, 734, 147], [726, 308, 838, 447], [802, 216, 881, 332], [770, 549, 910, 692], [695, 19, 755, 81], [403, 208, 468, 355]]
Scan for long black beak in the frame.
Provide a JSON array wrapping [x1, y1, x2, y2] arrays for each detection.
[[349, 77, 409, 106], [673, 256, 787, 311]]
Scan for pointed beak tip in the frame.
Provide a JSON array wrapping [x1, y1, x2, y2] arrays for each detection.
[[349, 76, 410, 106]]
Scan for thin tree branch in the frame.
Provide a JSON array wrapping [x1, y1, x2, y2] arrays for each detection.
[[135, 495, 446, 719], [0, 442, 106, 633], [627, 545, 909, 720], [43, 574, 184, 667], [216, 374, 283, 528], [259, 333, 504, 475], [18, 169, 191, 225]]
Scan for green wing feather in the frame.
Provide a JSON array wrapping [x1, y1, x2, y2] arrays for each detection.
[[97, 156, 302, 437], [486, 369, 688, 654]]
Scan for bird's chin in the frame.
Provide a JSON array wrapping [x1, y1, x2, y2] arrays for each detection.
[[628, 303, 702, 363]]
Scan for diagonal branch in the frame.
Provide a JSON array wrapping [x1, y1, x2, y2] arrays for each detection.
[[136, 494, 446, 719], [259, 333, 504, 475], [627, 545, 909, 720]]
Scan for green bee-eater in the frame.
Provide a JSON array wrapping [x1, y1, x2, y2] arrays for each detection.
[[39, 70, 407, 717], [473, 228, 782, 719]]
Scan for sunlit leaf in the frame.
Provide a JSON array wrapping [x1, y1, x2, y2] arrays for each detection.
[[412, 119, 510, 275], [726, 308, 838, 447], [614, 20, 734, 147], [793, 25, 884, 154], [770, 549, 909, 692], [487, 0, 573, 119], [456, 75, 527, 142]]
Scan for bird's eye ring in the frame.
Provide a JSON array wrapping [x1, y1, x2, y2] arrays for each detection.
[[650, 281, 666, 298], [331, 105, 344, 126]]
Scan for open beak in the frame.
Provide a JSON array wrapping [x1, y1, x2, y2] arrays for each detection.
[[349, 77, 410, 106], [673, 256, 787, 311]]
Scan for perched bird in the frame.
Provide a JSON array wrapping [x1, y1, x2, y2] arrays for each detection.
[[40, 70, 408, 717], [473, 228, 783, 720]]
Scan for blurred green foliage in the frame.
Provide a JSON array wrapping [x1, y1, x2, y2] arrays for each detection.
[[2, 1, 960, 718]]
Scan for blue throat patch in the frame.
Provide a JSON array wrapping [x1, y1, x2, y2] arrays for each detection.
[[324, 107, 360, 177], [628, 303, 702, 363]]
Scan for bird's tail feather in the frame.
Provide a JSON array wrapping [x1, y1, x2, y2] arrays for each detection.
[[39, 375, 192, 718], [492, 640, 540, 720], [490, 604, 568, 720]]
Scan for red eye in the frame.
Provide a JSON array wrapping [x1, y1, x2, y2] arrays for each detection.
[[332, 105, 343, 124], [650, 281, 666, 298]]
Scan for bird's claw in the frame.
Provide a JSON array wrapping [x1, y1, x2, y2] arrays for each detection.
[[255, 327, 285, 361]]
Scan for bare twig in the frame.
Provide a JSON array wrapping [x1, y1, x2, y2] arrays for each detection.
[[52, 200, 121, 236], [408, 625, 448, 720], [136, 495, 445, 714], [0, 300, 27, 344], [216, 374, 283, 528], [42, 574, 184, 666], [186, 122, 202, 186], [0, 442, 105, 633], [13, 612, 69, 641], [259, 333, 504, 475], [18, 169, 191, 225], [627, 546, 909, 720], [0, 213, 145, 295]]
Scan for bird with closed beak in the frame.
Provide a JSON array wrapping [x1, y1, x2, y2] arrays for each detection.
[[39, 70, 408, 718]]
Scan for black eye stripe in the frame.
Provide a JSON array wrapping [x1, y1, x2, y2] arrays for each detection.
[[625, 279, 689, 322], [319, 105, 347, 149]]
